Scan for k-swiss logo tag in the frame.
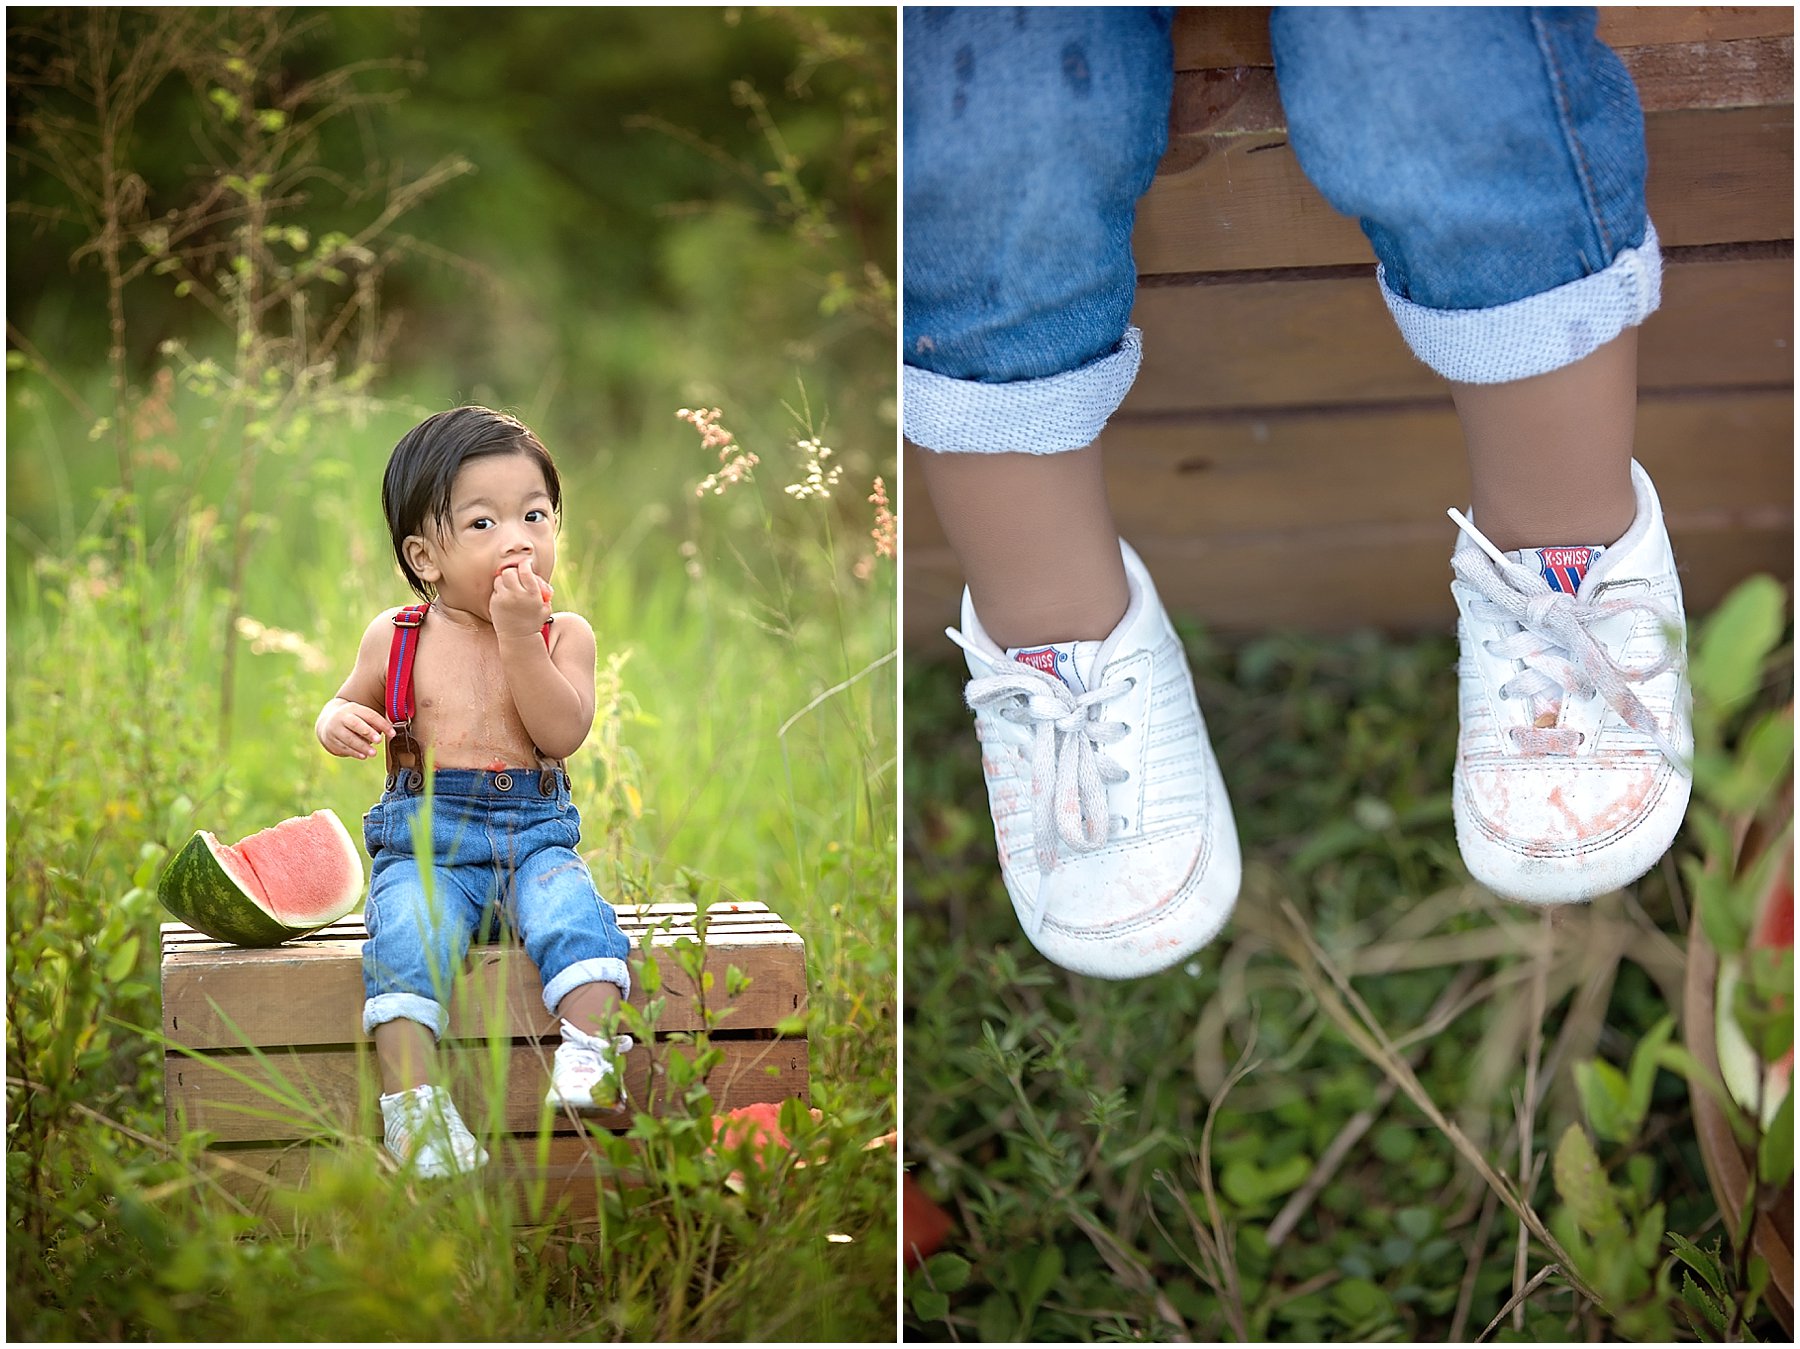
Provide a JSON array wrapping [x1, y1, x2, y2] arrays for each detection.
[[1013, 646, 1068, 684], [1534, 546, 1596, 595], [1006, 641, 1092, 694]]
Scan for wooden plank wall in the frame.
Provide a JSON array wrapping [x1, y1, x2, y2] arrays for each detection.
[[904, 6, 1794, 642]]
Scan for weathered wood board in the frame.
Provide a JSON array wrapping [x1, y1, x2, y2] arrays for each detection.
[[160, 900, 810, 1215]]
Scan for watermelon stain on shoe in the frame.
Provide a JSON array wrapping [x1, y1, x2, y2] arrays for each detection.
[[1448, 459, 1693, 904]]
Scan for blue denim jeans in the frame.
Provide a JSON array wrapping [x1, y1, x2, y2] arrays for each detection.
[[360, 768, 632, 1040], [904, 6, 1661, 454]]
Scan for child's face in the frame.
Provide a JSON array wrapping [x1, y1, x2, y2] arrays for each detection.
[[403, 452, 558, 617]]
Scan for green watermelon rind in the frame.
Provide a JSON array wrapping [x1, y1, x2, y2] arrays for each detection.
[[158, 809, 364, 948]]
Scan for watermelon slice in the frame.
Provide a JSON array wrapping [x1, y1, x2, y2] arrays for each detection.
[[158, 809, 364, 947]]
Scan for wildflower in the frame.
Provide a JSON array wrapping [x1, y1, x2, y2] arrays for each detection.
[[854, 476, 896, 581], [236, 615, 329, 674], [869, 475, 895, 558], [680, 406, 759, 497], [784, 437, 842, 501]]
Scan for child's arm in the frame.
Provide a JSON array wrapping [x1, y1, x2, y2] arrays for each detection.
[[491, 561, 597, 759], [316, 611, 399, 761]]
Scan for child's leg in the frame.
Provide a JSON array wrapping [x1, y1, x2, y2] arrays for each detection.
[[1274, 8, 1687, 903], [373, 1020, 437, 1094], [905, 6, 1170, 644], [551, 979, 622, 1036], [905, 6, 1240, 977], [1451, 330, 1638, 554], [505, 822, 632, 1031], [510, 853, 631, 1026], [1272, 7, 1657, 527], [509, 829, 634, 1108], [360, 798, 484, 1093], [918, 444, 1126, 646], [362, 851, 488, 1177]]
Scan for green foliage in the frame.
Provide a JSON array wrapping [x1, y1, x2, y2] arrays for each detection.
[[1688, 576, 1787, 728], [906, 582, 1791, 1342], [1549, 1123, 1673, 1340]]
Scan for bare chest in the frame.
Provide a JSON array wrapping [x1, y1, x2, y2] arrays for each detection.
[[405, 634, 539, 769]]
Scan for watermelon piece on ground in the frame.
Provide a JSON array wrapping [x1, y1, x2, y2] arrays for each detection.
[[158, 809, 364, 947]]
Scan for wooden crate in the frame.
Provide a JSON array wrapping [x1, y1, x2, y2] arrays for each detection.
[[161, 901, 808, 1217], [905, 5, 1794, 643]]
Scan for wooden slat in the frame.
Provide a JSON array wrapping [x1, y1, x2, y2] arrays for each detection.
[[166, 1037, 809, 1143], [1137, 104, 1793, 276], [907, 522, 1791, 641], [1118, 255, 1792, 414], [160, 905, 808, 1050], [1168, 36, 1792, 143], [911, 394, 1791, 548], [1623, 35, 1795, 111], [163, 925, 806, 1049], [158, 900, 785, 950], [903, 393, 1793, 640], [1171, 7, 1279, 70], [1171, 7, 1795, 71], [158, 916, 799, 955], [1597, 7, 1794, 48]]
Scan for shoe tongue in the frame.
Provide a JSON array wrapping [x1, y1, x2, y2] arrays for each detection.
[[1004, 640, 1102, 694], [1506, 544, 1606, 596]]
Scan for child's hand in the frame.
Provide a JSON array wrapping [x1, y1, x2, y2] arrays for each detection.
[[491, 558, 554, 638], [319, 701, 395, 760]]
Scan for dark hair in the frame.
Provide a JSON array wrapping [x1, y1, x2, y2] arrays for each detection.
[[382, 406, 563, 600]]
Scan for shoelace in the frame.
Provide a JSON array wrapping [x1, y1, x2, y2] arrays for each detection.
[[947, 627, 1136, 895], [1447, 509, 1687, 770]]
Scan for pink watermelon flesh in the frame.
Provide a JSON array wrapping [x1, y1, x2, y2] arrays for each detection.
[[161, 809, 363, 946], [211, 812, 358, 925]]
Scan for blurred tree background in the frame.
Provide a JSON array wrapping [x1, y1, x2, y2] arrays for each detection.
[[7, 4, 896, 582]]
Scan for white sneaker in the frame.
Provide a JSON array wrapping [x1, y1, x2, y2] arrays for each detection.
[[948, 539, 1241, 978], [1449, 459, 1693, 904], [544, 1021, 633, 1111], [379, 1084, 487, 1178]]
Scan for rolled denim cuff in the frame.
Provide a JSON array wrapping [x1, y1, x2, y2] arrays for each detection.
[[1380, 220, 1662, 384], [363, 992, 447, 1041], [541, 957, 632, 1015], [903, 327, 1143, 454]]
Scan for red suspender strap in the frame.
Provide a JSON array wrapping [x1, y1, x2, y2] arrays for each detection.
[[385, 604, 554, 728], [385, 603, 430, 727]]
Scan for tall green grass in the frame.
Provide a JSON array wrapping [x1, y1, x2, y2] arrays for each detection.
[[904, 599, 1789, 1342], [6, 371, 896, 1338]]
